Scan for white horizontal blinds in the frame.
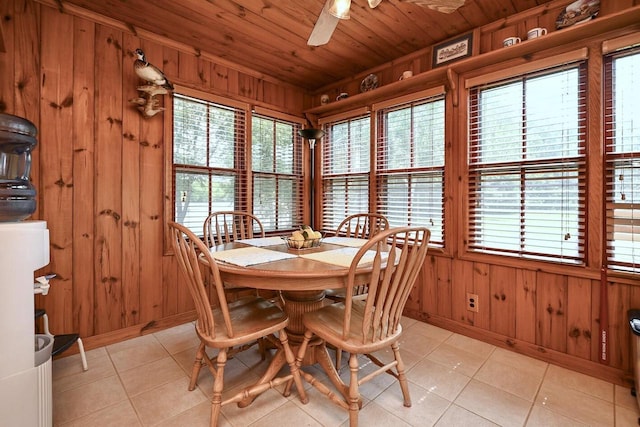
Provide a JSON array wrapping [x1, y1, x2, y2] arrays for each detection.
[[321, 113, 371, 231], [604, 46, 640, 274], [376, 95, 445, 247], [251, 113, 304, 232], [173, 94, 246, 234], [468, 62, 587, 263]]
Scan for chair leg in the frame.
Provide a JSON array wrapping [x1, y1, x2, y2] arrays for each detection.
[[210, 349, 227, 427], [278, 329, 308, 404], [189, 342, 206, 391], [257, 337, 267, 360], [391, 342, 411, 407], [76, 337, 88, 371], [335, 347, 342, 371], [347, 354, 360, 427]]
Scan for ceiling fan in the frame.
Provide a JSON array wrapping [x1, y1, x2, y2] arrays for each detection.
[[307, 0, 466, 46]]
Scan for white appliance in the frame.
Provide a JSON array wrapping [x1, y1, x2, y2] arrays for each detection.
[[0, 221, 50, 426]]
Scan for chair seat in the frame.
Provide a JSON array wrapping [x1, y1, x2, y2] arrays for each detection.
[[302, 301, 402, 354], [52, 334, 81, 357], [197, 296, 288, 349]]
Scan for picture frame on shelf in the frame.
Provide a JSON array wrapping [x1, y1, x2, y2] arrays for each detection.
[[432, 32, 473, 68]]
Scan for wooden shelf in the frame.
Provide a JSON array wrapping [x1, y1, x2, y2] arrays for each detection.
[[304, 68, 448, 116], [305, 4, 640, 117]]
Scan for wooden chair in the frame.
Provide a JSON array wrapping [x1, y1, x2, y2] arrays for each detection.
[[203, 210, 265, 247], [326, 213, 390, 301], [325, 213, 390, 369], [333, 212, 389, 240], [168, 221, 308, 426], [291, 226, 430, 427], [203, 211, 271, 358]]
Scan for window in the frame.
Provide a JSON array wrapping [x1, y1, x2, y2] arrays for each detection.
[[173, 94, 246, 234], [172, 93, 304, 235], [320, 113, 371, 230], [251, 112, 304, 232], [604, 46, 640, 274], [468, 63, 587, 264], [376, 94, 445, 247]]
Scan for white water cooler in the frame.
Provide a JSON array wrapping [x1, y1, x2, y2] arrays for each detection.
[[0, 221, 51, 426]]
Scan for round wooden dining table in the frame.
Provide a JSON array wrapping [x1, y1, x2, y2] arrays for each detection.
[[212, 241, 373, 332], [204, 237, 375, 406]]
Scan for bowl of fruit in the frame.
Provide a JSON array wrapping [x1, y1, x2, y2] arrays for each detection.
[[282, 225, 323, 249]]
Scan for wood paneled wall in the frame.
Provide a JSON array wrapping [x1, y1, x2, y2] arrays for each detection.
[[0, 0, 305, 347]]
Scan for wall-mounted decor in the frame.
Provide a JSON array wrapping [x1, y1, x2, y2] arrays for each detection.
[[129, 48, 174, 118], [360, 73, 379, 92], [432, 32, 473, 68], [556, 0, 600, 29]]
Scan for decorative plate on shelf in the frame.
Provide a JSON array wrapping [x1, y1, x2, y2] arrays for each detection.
[[555, 0, 600, 29], [360, 74, 379, 93]]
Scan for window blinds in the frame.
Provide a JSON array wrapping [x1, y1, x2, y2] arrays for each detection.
[[375, 95, 445, 247], [604, 47, 640, 274], [251, 114, 304, 232], [321, 113, 371, 231], [173, 94, 246, 234], [468, 63, 587, 263]]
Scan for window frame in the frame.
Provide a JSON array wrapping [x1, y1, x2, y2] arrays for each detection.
[[318, 108, 373, 233], [251, 106, 306, 233], [465, 59, 589, 266], [372, 89, 447, 247], [603, 44, 640, 276], [165, 86, 305, 247]]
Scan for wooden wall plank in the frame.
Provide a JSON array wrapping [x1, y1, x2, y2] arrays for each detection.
[[608, 281, 632, 368], [211, 63, 230, 93], [515, 269, 536, 343], [490, 265, 516, 337], [94, 24, 124, 334], [138, 40, 165, 323], [566, 276, 592, 360], [177, 50, 199, 85], [198, 56, 211, 88], [39, 6, 74, 333], [121, 34, 142, 327], [421, 254, 439, 314], [591, 278, 602, 364], [0, 0, 15, 114], [11, 0, 40, 231], [451, 259, 473, 324], [473, 262, 491, 330], [536, 272, 568, 353], [72, 15, 96, 338], [13, 0, 40, 137], [436, 257, 452, 318]]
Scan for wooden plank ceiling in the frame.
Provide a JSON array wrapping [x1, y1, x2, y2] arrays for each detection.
[[52, 0, 554, 90]]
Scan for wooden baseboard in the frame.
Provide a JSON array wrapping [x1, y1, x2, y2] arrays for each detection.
[[404, 309, 632, 387]]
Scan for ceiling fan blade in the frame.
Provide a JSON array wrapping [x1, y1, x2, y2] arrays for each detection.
[[403, 0, 465, 13], [307, 1, 340, 46]]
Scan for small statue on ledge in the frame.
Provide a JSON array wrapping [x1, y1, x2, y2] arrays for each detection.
[[129, 48, 174, 118]]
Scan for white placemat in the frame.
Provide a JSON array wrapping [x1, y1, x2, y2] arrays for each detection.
[[322, 236, 369, 248], [210, 246, 296, 267], [237, 236, 286, 247], [300, 247, 383, 268]]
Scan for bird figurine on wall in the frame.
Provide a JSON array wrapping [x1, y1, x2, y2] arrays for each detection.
[[130, 48, 172, 118], [134, 48, 174, 90]]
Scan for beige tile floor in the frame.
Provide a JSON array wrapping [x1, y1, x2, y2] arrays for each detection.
[[52, 318, 640, 426]]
